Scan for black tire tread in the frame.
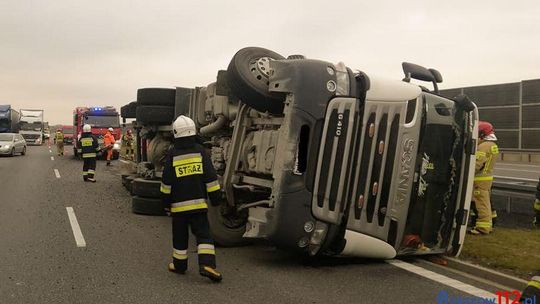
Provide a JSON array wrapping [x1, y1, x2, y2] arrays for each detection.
[[136, 105, 174, 125], [137, 88, 176, 106], [132, 196, 166, 216]]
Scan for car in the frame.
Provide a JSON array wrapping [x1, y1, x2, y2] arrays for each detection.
[[0, 133, 27, 156]]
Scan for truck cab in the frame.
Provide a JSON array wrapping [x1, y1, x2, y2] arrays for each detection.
[[73, 107, 122, 158], [0, 105, 20, 133], [19, 109, 44, 145]]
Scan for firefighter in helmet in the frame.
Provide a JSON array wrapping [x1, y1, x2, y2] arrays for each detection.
[[122, 129, 134, 160], [104, 127, 115, 166], [469, 121, 499, 235], [520, 271, 540, 302], [55, 128, 64, 156], [160, 115, 223, 282], [79, 124, 99, 182]]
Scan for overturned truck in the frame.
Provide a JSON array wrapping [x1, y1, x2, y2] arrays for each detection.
[[122, 47, 478, 259]]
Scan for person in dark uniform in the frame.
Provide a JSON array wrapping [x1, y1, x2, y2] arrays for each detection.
[[520, 271, 539, 302], [160, 115, 223, 282], [79, 124, 99, 182]]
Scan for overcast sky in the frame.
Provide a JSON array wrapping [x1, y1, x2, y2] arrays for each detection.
[[1, 0, 539, 124]]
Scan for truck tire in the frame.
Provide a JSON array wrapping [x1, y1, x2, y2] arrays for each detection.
[[132, 196, 166, 216], [137, 88, 176, 106], [207, 205, 250, 247], [136, 105, 174, 125], [227, 47, 286, 114], [132, 178, 161, 198], [125, 175, 136, 193], [121, 101, 137, 119]]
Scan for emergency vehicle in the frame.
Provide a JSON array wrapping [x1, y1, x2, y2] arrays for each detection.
[[73, 106, 121, 159]]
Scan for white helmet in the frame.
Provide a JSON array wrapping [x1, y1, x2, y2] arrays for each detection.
[[172, 115, 196, 138], [83, 124, 91, 132], [108, 127, 114, 132]]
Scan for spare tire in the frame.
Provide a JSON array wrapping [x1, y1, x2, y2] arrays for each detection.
[[136, 105, 174, 125], [132, 196, 166, 216], [137, 88, 176, 106], [121, 101, 137, 119], [132, 178, 161, 198], [227, 47, 286, 114]]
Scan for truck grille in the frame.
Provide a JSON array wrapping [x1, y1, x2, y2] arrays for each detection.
[[312, 98, 359, 224], [313, 97, 411, 235]]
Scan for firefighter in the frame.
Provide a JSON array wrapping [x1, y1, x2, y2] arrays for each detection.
[[54, 128, 64, 156], [469, 121, 499, 235], [122, 129, 134, 160], [79, 124, 99, 182], [534, 177, 540, 228], [520, 271, 540, 302], [104, 127, 115, 166], [160, 115, 223, 282]]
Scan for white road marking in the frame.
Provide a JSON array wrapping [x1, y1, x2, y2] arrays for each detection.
[[387, 260, 496, 300], [119, 159, 130, 164], [51, 156, 54, 161], [66, 207, 86, 248], [494, 175, 537, 182], [54, 169, 61, 178], [496, 163, 540, 168], [495, 168, 540, 173], [49, 149, 52, 153]]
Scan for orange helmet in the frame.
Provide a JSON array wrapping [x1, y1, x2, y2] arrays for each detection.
[[478, 121, 494, 139]]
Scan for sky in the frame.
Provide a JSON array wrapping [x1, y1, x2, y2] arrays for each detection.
[[1, 0, 539, 124]]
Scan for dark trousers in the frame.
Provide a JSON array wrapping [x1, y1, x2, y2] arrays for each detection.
[[172, 212, 216, 271], [82, 157, 96, 180]]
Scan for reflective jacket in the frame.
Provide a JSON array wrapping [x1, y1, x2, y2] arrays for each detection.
[[474, 140, 499, 183], [55, 132, 64, 142], [160, 137, 221, 214], [79, 132, 99, 158], [104, 132, 115, 147]]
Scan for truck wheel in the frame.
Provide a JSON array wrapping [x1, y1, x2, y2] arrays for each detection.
[[125, 175, 136, 193], [136, 105, 174, 125], [137, 88, 176, 106], [132, 196, 166, 216], [132, 178, 161, 198], [121, 101, 137, 119], [227, 47, 286, 114], [207, 204, 250, 247]]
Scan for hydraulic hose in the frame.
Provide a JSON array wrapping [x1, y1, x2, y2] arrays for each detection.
[[200, 115, 227, 135]]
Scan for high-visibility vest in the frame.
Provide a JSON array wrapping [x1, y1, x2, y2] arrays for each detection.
[[56, 132, 64, 141], [474, 140, 499, 182]]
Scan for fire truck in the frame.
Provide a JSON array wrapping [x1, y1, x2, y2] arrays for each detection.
[[73, 106, 121, 159]]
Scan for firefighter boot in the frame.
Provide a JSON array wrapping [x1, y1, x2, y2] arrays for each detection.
[[168, 263, 186, 275], [199, 266, 222, 282]]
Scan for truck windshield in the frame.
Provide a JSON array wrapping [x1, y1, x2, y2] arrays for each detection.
[[20, 122, 42, 131], [0, 119, 9, 128], [0, 134, 14, 141], [85, 115, 120, 128], [63, 128, 74, 134]]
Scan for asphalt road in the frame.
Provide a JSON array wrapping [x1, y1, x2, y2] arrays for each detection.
[[494, 162, 540, 183], [0, 145, 512, 303]]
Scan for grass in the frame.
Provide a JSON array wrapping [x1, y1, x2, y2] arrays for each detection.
[[459, 227, 540, 279]]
